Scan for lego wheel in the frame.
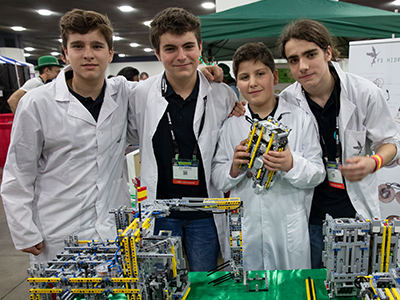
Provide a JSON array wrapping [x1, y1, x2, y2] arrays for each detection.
[[360, 289, 373, 300], [354, 276, 368, 289], [395, 192, 400, 205], [378, 184, 395, 203]]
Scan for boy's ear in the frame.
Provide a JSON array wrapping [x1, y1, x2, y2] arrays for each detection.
[[108, 49, 114, 63], [155, 49, 162, 62], [273, 69, 279, 85]]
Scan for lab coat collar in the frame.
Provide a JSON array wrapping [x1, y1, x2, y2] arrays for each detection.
[[244, 96, 292, 121], [54, 65, 118, 126]]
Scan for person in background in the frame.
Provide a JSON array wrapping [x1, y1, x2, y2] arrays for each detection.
[[117, 66, 139, 81], [218, 62, 239, 98], [127, 7, 242, 271], [278, 19, 400, 269], [212, 42, 324, 270], [139, 71, 149, 81], [7, 55, 63, 114]]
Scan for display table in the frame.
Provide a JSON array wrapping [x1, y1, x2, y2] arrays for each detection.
[[188, 269, 357, 300]]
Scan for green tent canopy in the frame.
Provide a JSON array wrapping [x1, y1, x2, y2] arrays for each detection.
[[199, 0, 400, 61]]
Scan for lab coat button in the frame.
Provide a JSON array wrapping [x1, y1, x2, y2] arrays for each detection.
[[97, 179, 101, 184]]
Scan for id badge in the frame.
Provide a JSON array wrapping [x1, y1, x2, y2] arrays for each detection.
[[327, 161, 345, 189], [172, 158, 199, 185]]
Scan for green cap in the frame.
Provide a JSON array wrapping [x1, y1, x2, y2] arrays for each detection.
[[34, 55, 64, 71], [218, 63, 233, 80]]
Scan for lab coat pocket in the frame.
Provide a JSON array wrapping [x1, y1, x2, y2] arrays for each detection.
[[36, 194, 82, 242], [110, 122, 127, 156], [286, 210, 308, 254], [345, 129, 367, 158]]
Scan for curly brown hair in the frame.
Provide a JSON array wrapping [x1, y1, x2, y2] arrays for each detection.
[[150, 7, 201, 53], [60, 9, 113, 51]]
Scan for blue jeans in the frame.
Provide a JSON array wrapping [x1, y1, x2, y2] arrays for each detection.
[[154, 217, 220, 271], [309, 223, 324, 269]]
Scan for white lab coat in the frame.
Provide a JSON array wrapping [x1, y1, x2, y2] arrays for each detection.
[[211, 100, 325, 271], [280, 62, 400, 219], [1, 66, 132, 265], [127, 71, 237, 255]]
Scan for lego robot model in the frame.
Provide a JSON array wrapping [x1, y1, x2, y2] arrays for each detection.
[[27, 197, 242, 300], [323, 214, 400, 299], [242, 116, 291, 194]]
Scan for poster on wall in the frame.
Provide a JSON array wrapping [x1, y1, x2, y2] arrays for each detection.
[[349, 38, 400, 219]]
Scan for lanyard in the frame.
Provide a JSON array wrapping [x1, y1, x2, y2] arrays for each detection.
[[162, 75, 207, 160]]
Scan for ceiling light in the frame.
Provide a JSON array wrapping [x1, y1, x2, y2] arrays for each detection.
[[113, 36, 123, 41], [144, 21, 152, 27], [130, 43, 139, 47], [144, 48, 153, 52], [202, 2, 215, 9], [11, 26, 26, 31], [118, 6, 134, 12], [37, 9, 52, 16], [51, 52, 60, 56], [24, 47, 35, 51], [24, 53, 31, 57], [392, 0, 400, 5], [58, 39, 62, 43], [118, 53, 126, 57]]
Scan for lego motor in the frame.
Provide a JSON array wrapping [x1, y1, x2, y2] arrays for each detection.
[[242, 116, 291, 194]]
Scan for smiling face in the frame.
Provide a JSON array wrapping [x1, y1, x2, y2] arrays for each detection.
[[284, 38, 332, 94], [237, 60, 278, 116], [64, 29, 113, 86], [155, 31, 201, 86]]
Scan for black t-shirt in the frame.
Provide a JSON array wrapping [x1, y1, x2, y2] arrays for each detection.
[[152, 74, 210, 219], [306, 66, 356, 225], [66, 70, 105, 122], [248, 96, 279, 121]]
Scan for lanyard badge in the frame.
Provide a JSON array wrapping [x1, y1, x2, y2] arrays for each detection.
[[327, 161, 345, 189], [172, 155, 199, 185]]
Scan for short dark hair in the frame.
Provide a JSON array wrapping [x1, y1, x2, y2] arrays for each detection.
[[233, 42, 275, 79], [39, 66, 53, 75], [278, 19, 340, 61], [60, 9, 113, 51], [150, 7, 201, 53], [117, 67, 139, 81], [139, 72, 149, 80]]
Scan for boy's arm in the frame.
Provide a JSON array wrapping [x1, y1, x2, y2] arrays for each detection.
[[126, 85, 140, 145], [339, 87, 400, 181], [279, 114, 325, 189], [212, 125, 247, 193], [1, 102, 44, 252]]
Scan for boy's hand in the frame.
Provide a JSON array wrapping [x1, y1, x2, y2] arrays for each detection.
[[230, 139, 250, 178], [263, 146, 293, 172], [338, 156, 376, 182], [199, 65, 223, 82], [229, 100, 246, 118], [21, 241, 44, 256]]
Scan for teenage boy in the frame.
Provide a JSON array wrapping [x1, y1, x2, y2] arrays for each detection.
[[211, 42, 324, 270], [127, 7, 239, 271], [1, 9, 134, 266], [278, 19, 400, 268], [1, 8, 225, 267]]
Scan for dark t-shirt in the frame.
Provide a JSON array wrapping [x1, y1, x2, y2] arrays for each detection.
[[152, 74, 210, 219], [306, 67, 356, 225]]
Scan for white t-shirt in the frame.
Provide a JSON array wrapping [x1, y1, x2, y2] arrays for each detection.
[[20, 77, 44, 92]]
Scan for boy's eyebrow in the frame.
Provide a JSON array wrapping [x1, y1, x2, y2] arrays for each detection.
[[162, 41, 196, 48], [69, 40, 106, 46], [287, 48, 319, 60]]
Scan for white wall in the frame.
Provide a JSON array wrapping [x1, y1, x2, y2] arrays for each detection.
[[216, 0, 259, 12], [106, 60, 164, 78]]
